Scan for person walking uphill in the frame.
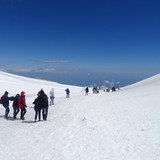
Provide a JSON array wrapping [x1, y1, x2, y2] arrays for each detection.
[[33, 95, 41, 122], [1, 91, 13, 119], [36, 89, 49, 121], [50, 88, 55, 105], [85, 87, 89, 96], [12, 94, 20, 119], [18, 91, 27, 120], [65, 88, 70, 98]]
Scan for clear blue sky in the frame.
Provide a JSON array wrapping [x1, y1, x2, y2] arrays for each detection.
[[0, 0, 160, 87]]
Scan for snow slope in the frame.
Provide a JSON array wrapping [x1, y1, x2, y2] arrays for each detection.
[[0, 71, 160, 160], [0, 71, 83, 104]]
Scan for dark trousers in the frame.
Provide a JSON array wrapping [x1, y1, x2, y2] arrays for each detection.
[[42, 107, 48, 120], [3, 105, 10, 118], [13, 107, 19, 119], [35, 109, 41, 121], [20, 107, 27, 119]]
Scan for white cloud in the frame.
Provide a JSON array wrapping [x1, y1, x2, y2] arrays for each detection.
[[6, 67, 56, 73], [36, 59, 70, 63], [33, 67, 56, 73]]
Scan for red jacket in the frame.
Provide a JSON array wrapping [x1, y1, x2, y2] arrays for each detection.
[[18, 91, 26, 109]]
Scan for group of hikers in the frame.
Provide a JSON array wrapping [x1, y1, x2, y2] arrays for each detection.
[[0, 91, 27, 120], [0, 89, 48, 122], [33, 89, 49, 121], [0, 86, 117, 121], [85, 86, 100, 95], [85, 86, 118, 95], [0, 87, 71, 122]]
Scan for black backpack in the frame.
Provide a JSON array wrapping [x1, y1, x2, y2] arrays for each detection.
[[0, 96, 4, 104]]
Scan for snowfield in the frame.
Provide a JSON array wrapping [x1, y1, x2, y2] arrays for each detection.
[[0, 71, 160, 160]]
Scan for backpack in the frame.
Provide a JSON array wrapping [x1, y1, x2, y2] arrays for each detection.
[[0, 96, 4, 104]]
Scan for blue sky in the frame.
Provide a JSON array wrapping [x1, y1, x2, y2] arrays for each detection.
[[0, 0, 160, 87]]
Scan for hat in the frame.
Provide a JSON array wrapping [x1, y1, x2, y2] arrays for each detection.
[[5, 91, 9, 95], [21, 91, 25, 96]]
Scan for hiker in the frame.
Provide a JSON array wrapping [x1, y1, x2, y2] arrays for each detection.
[[112, 87, 116, 92], [85, 87, 89, 96], [93, 86, 99, 94], [50, 88, 55, 105], [18, 91, 27, 120], [65, 88, 70, 98], [13, 94, 20, 119], [33, 95, 41, 122], [1, 91, 13, 119], [36, 89, 49, 121]]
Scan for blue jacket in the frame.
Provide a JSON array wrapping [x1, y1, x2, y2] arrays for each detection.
[[65, 88, 70, 94], [2, 93, 10, 107]]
